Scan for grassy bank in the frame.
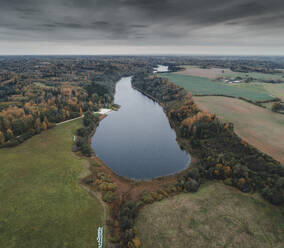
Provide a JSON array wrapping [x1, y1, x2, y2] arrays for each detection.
[[136, 182, 284, 248], [0, 119, 104, 248]]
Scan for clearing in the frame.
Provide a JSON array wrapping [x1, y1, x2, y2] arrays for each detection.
[[263, 83, 284, 101], [175, 65, 233, 79], [159, 73, 274, 101], [0, 119, 105, 248], [136, 182, 284, 248], [193, 96, 284, 164], [175, 65, 284, 83], [222, 71, 284, 82]]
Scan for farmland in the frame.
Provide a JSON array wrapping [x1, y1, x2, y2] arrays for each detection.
[[175, 65, 284, 83], [263, 83, 284, 100], [193, 96, 284, 164], [222, 71, 284, 82], [159, 73, 274, 101], [0, 119, 105, 248], [136, 182, 284, 248], [175, 65, 233, 79]]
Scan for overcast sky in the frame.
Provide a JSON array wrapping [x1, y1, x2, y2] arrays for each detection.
[[0, 0, 284, 55]]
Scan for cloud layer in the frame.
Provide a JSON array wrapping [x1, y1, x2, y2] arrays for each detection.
[[0, 0, 284, 54]]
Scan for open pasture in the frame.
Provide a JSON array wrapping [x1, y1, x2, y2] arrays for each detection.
[[263, 83, 284, 100], [159, 73, 274, 101], [136, 182, 284, 248], [175, 65, 284, 83], [222, 71, 284, 82], [0, 119, 105, 248], [175, 65, 233, 79]]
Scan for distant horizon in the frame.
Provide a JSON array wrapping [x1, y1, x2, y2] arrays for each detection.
[[1, 53, 284, 57]]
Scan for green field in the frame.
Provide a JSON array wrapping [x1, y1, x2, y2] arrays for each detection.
[[159, 73, 275, 101], [223, 71, 284, 82], [263, 83, 284, 100], [136, 182, 284, 248], [0, 119, 104, 248]]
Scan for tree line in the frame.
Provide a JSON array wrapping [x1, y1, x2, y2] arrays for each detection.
[[132, 73, 284, 205]]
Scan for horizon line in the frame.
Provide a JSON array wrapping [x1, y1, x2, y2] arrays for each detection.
[[1, 54, 284, 57]]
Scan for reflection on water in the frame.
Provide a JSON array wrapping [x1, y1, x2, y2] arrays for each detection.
[[91, 76, 190, 179]]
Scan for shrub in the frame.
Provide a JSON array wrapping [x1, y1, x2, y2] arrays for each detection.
[[81, 143, 92, 157], [163, 184, 178, 194], [157, 189, 169, 197], [91, 161, 101, 167], [98, 182, 117, 191], [262, 177, 284, 204], [224, 178, 233, 186], [184, 178, 200, 192], [140, 191, 154, 204], [102, 191, 117, 203], [97, 172, 112, 182], [185, 167, 200, 181]]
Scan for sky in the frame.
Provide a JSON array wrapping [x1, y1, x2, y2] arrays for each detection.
[[0, 0, 284, 55]]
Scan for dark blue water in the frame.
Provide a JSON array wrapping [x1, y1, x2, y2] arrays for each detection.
[[91, 77, 190, 179]]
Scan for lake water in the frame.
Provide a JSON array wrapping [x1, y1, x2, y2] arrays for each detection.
[[91, 76, 190, 179], [153, 65, 169, 73]]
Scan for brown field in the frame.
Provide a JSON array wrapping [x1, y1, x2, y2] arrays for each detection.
[[175, 65, 233, 79], [193, 96, 284, 164], [136, 182, 284, 248]]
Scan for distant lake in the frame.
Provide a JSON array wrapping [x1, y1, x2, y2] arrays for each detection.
[[153, 64, 169, 73], [91, 76, 190, 180]]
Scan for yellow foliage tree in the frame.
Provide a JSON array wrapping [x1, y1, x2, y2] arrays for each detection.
[[41, 121, 47, 131], [7, 128, 14, 138], [224, 166, 232, 176], [216, 163, 223, 168], [0, 131, 5, 144], [237, 178, 246, 188], [241, 139, 247, 146], [131, 237, 141, 248]]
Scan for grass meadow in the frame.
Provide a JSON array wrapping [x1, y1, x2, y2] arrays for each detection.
[[0, 119, 104, 248], [136, 182, 284, 248], [223, 71, 284, 82], [159, 73, 274, 101], [263, 83, 284, 100], [175, 65, 284, 82]]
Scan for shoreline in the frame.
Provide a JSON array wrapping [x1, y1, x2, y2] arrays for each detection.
[[88, 79, 193, 183]]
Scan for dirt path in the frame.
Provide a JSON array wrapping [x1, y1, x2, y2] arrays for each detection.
[[56, 115, 84, 126], [56, 109, 112, 126]]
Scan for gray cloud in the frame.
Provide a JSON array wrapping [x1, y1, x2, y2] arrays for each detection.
[[0, 0, 283, 54]]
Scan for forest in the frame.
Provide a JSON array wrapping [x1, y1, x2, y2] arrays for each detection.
[[0, 57, 153, 147]]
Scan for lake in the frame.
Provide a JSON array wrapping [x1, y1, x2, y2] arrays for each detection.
[[153, 65, 169, 73], [91, 76, 190, 179]]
